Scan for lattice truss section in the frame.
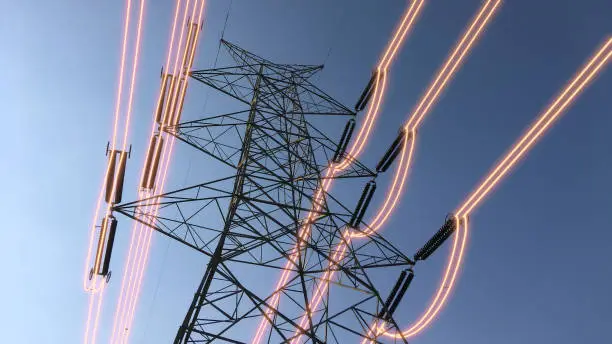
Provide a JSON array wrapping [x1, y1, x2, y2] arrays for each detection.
[[115, 40, 413, 344]]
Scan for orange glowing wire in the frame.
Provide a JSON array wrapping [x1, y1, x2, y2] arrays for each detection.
[[110, 0, 189, 341], [290, 234, 350, 344], [358, 0, 502, 238], [110, 0, 134, 153], [111, 1, 207, 341], [83, 0, 134, 292], [352, 130, 415, 238], [125, 0, 204, 317], [136, 0, 183, 188], [92, 220, 108, 275], [103, 0, 148, 245], [291, 1, 502, 342], [361, 216, 463, 344], [380, 37, 611, 341], [114, 210, 152, 340], [380, 0, 425, 70], [113, 224, 148, 342], [382, 215, 467, 339], [253, 174, 335, 343], [109, 194, 143, 343], [289, 132, 416, 341], [89, 283, 108, 344], [92, 0, 148, 338], [83, 285, 97, 343], [337, 0, 425, 171], [143, 0, 192, 189], [84, 0, 148, 342], [407, 0, 501, 130], [120, 5, 206, 340], [83, 283, 108, 344], [119, 0, 146, 154], [457, 37, 612, 217], [252, 2, 425, 341]]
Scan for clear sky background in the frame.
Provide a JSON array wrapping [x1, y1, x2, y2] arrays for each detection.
[[1, 0, 611, 343]]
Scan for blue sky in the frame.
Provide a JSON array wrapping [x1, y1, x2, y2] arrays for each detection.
[[1, 0, 610, 343]]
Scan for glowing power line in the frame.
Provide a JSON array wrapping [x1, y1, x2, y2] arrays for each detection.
[[110, 0, 189, 340], [381, 36, 611, 342], [110, 1, 207, 342], [291, 1, 502, 342], [252, 2, 426, 342], [83, 0, 147, 343]]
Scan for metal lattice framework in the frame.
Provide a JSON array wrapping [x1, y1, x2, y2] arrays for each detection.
[[115, 40, 413, 343]]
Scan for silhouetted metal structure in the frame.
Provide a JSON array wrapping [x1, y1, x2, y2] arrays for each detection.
[[115, 40, 414, 343]]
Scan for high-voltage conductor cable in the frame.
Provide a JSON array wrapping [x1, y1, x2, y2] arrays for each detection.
[[251, 2, 426, 343], [108, 0, 190, 339], [110, 1, 207, 342], [456, 37, 612, 217], [122, 8, 205, 341], [113, 5, 193, 335], [83, 1, 147, 343], [110, 0, 196, 341], [82, 0, 144, 292], [140, 17, 226, 332], [337, 0, 425, 171], [354, 0, 502, 239], [290, 2, 502, 342], [377, 36, 612, 342]]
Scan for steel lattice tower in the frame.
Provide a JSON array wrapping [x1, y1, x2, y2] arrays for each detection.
[[115, 40, 413, 343]]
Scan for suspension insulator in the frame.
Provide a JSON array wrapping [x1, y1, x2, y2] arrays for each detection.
[[180, 23, 198, 76], [160, 76, 177, 126], [332, 119, 355, 163], [113, 152, 127, 204], [155, 74, 173, 124], [354, 71, 377, 112], [379, 270, 407, 318], [387, 270, 414, 317], [378, 269, 414, 320], [104, 150, 128, 204], [94, 215, 117, 276], [100, 216, 118, 276], [414, 216, 457, 261], [140, 135, 164, 190], [349, 180, 377, 228], [104, 151, 117, 204], [376, 129, 410, 173], [171, 79, 187, 126]]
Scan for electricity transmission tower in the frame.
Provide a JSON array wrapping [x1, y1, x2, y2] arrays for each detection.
[[115, 40, 413, 343]]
